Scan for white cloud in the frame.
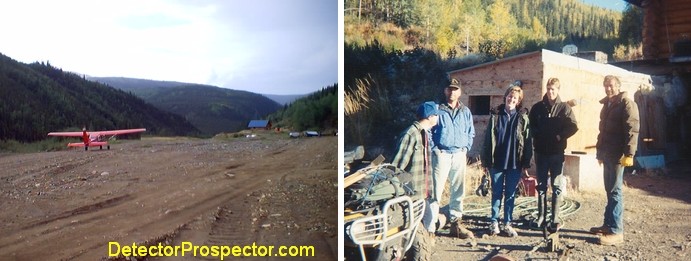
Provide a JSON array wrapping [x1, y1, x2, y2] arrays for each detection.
[[0, 0, 336, 95]]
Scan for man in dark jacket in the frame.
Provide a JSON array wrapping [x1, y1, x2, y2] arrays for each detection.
[[590, 75, 639, 246], [528, 78, 578, 232]]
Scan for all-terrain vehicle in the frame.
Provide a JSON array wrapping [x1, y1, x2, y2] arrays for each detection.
[[344, 146, 432, 261]]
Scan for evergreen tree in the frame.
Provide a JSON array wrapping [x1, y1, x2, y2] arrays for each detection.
[[618, 3, 643, 46]]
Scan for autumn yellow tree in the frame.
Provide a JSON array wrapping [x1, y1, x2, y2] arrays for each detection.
[[480, 0, 518, 58], [458, 0, 487, 56], [531, 17, 547, 41], [411, 0, 465, 57]]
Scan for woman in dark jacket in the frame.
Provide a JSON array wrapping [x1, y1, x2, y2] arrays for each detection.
[[481, 85, 532, 237]]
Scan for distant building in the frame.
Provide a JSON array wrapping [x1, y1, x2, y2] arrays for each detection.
[[247, 120, 271, 130]]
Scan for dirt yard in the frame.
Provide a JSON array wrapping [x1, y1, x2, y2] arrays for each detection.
[[0, 135, 337, 260], [427, 162, 691, 260]]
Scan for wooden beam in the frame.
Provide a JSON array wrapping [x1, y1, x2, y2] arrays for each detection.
[[344, 155, 386, 188]]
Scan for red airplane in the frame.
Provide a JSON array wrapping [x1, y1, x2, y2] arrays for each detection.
[[48, 128, 146, 150]]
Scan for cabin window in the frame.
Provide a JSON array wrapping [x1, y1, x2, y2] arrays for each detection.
[[469, 95, 491, 115]]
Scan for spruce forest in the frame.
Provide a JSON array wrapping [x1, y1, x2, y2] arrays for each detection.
[[93, 78, 284, 136], [0, 53, 200, 144], [344, 0, 643, 150], [345, 0, 642, 58], [268, 84, 338, 133]]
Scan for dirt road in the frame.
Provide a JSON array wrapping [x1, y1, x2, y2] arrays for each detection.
[[0, 136, 337, 260]]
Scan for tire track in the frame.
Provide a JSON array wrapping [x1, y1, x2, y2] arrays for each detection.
[[22, 194, 133, 230]]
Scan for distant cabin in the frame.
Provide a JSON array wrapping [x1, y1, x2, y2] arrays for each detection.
[[247, 120, 272, 130]]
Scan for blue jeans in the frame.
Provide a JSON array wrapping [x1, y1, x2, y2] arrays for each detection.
[[489, 168, 521, 224], [603, 160, 625, 234], [535, 153, 565, 195]]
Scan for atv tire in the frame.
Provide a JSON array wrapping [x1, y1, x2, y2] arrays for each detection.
[[406, 224, 433, 261]]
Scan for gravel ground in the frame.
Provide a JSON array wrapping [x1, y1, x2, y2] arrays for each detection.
[[0, 135, 337, 260]]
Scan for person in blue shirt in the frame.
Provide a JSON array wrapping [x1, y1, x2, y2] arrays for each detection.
[[428, 78, 475, 239]]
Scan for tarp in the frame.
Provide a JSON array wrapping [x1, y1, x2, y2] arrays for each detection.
[[247, 120, 270, 128]]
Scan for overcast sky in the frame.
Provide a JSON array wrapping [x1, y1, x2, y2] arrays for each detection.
[[0, 0, 337, 95]]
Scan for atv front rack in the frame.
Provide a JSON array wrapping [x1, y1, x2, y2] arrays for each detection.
[[346, 196, 425, 261]]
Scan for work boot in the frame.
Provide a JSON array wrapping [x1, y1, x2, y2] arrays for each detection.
[[598, 233, 624, 245], [548, 193, 562, 233], [589, 225, 610, 235], [531, 192, 547, 230], [488, 221, 500, 236], [501, 223, 518, 237], [450, 220, 475, 239], [423, 227, 435, 245], [547, 222, 563, 234]]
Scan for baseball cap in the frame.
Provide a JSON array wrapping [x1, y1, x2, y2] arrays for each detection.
[[417, 101, 440, 119], [448, 78, 461, 89]]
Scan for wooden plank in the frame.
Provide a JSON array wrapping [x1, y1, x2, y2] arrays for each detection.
[[344, 172, 366, 188], [660, 14, 691, 25], [663, 2, 691, 11], [344, 154, 386, 188]]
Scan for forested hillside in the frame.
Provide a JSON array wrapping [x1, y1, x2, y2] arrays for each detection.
[[91, 77, 306, 105], [345, 0, 636, 59], [268, 84, 337, 132], [344, 0, 644, 150], [92, 77, 283, 136], [142, 85, 281, 135], [0, 53, 200, 142]]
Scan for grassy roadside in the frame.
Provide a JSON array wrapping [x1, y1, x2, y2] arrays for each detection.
[[0, 139, 66, 153]]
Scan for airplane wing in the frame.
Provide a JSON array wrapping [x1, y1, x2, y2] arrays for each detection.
[[48, 128, 145, 150], [47, 131, 85, 137], [48, 128, 146, 137], [89, 128, 147, 136]]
